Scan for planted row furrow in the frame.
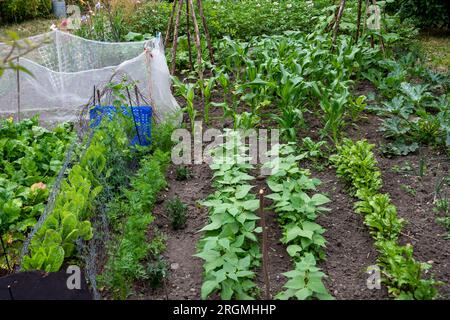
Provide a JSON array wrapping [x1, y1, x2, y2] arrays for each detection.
[[263, 144, 333, 300], [196, 132, 261, 300], [331, 138, 439, 299]]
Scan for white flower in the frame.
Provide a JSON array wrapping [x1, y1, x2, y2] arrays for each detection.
[[95, 1, 102, 10], [287, 3, 292, 9], [50, 24, 58, 31], [256, 3, 261, 7], [274, 1, 279, 5], [306, 1, 313, 7]]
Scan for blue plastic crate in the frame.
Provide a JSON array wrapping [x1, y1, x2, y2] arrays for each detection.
[[89, 105, 152, 146]]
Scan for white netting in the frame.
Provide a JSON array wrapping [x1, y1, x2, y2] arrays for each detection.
[[0, 30, 180, 124]]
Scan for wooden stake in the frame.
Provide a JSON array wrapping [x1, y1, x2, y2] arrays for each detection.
[[188, 0, 203, 81], [197, 0, 214, 64], [372, 0, 385, 54], [97, 89, 101, 106], [170, 0, 184, 75], [355, 0, 363, 43], [259, 188, 271, 300], [8, 285, 14, 300], [165, 0, 178, 48], [185, 0, 193, 70], [332, 0, 346, 47], [126, 87, 142, 145], [0, 236, 11, 272], [134, 85, 140, 106], [16, 58, 20, 122]]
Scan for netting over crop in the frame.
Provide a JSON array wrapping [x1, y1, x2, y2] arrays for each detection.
[[0, 30, 180, 124]]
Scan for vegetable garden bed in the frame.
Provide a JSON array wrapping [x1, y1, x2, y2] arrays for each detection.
[[1, 0, 449, 301]]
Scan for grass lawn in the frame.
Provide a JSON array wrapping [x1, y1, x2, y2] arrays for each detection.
[[0, 18, 60, 38], [419, 33, 450, 73]]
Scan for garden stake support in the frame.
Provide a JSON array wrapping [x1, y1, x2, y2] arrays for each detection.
[[170, 0, 184, 74], [8, 285, 14, 300], [196, 0, 214, 64], [126, 87, 142, 145], [166, 0, 213, 78], [259, 188, 271, 299], [0, 235, 12, 272], [355, 0, 363, 43], [188, 0, 203, 81], [165, 0, 177, 48], [16, 57, 21, 122], [186, 0, 193, 70], [134, 85, 141, 106], [97, 89, 101, 106]]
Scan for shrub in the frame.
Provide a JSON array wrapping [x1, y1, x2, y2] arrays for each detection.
[[0, 0, 51, 23], [386, 0, 450, 30]]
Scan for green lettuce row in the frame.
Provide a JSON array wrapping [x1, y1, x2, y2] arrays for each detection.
[[263, 144, 333, 300], [0, 116, 75, 269], [331, 138, 439, 299], [195, 131, 262, 300], [21, 128, 110, 272]]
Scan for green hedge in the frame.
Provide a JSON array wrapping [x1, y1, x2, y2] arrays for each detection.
[[386, 0, 450, 30], [0, 0, 52, 23]]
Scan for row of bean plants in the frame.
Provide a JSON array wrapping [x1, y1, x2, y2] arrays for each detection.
[[263, 144, 333, 300], [196, 131, 262, 299]]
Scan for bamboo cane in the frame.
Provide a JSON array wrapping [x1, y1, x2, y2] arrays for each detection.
[[355, 0, 363, 43], [332, 0, 347, 47], [170, 0, 184, 74], [186, 0, 193, 70], [188, 0, 203, 81], [165, 0, 177, 47], [259, 188, 271, 300], [197, 0, 214, 64]]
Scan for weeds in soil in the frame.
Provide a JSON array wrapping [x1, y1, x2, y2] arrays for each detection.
[[400, 184, 417, 197], [433, 176, 450, 241], [175, 166, 194, 181], [166, 197, 188, 230], [146, 258, 168, 288]]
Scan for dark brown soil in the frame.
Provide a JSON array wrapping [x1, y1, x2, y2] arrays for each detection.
[[378, 148, 450, 299], [143, 162, 213, 300], [344, 112, 450, 299], [138, 76, 449, 300], [314, 167, 389, 299]]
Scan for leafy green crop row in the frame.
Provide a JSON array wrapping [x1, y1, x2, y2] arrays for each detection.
[[0, 116, 74, 270], [196, 131, 262, 300], [98, 149, 170, 299], [331, 139, 439, 299], [21, 126, 109, 272], [263, 144, 333, 300]]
